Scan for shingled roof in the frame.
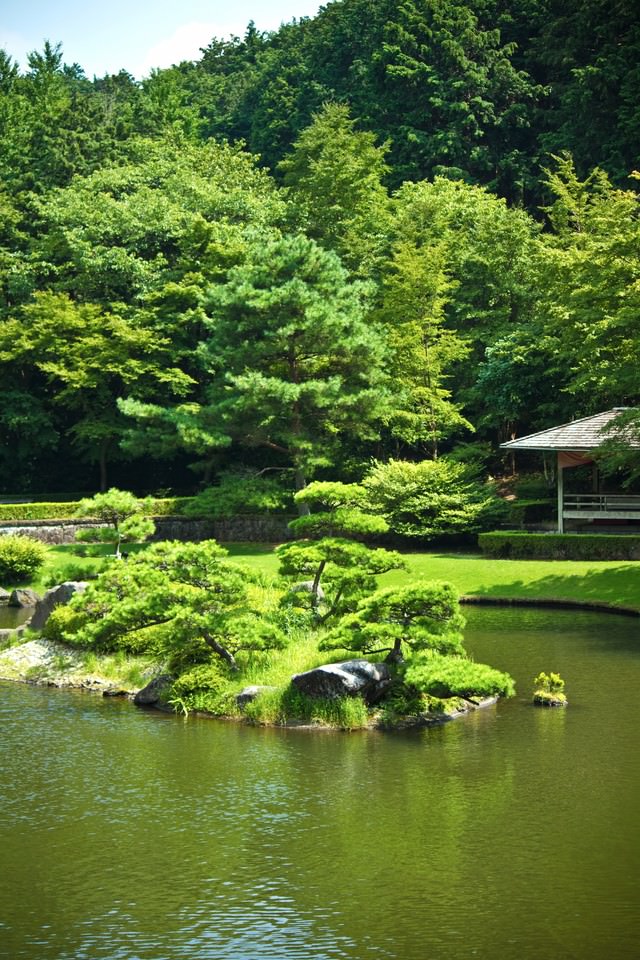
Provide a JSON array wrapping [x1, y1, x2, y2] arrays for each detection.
[[500, 409, 640, 451]]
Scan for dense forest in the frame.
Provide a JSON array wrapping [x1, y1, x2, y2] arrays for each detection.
[[0, 0, 638, 496]]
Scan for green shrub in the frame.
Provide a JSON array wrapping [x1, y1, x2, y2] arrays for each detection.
[[0, 497, 192, 523], [0, 502, 78, 521], [506, 499, 555, 526], [42, 559, 107, 587], [404, 653, 515, 700], [182, 470, 292, 519], [0, 535, 47, 582], [479, 531, 640, 560], [513, 473, 554, 499], [363, 458, 508, 540], [172, 662, 230, 697], [169, 662, 234, 715], [42, 605, 87, 643], [532, 671, 567, 705]]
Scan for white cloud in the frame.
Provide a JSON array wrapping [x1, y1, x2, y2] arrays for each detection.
[[136, 19, 247, 77]]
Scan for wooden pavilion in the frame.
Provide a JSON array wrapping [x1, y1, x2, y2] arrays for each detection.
[[500, 409, 640, 533]]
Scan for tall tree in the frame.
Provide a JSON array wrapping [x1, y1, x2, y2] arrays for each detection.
[[278, 102, 391, 276], [0, 293, 191, 489], [122, 233, 391, 498], [535, 155, 640, 412], [376, 239, 471, 454]]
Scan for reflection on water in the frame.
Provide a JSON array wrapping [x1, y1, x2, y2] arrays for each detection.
[[0, 604, 32, 630], [0, 607, 638, 960]]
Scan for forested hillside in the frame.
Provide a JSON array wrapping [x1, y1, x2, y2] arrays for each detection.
[[0, 0, 638, 494]]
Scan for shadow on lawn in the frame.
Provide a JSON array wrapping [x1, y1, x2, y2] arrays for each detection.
[[477, 565, 640, 611]]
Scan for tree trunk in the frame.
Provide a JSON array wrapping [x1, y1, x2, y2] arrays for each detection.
[[202, 632, 238, 671], [385, 637, 404, 664], [311, 559, 326, 615]]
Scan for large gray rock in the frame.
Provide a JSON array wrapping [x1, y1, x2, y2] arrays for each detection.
[[30, 581, 88, 631], [8, 588, 41, 608], [0, 588, 10, 603], [292, 659, 392, 704], [133, 674, 173, 707]]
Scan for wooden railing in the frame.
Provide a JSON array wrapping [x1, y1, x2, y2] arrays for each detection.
[[563, 494, 640, 514]]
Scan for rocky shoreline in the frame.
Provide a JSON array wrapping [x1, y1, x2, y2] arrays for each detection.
[[0, 635, 498, 730], [0, 637, 144, 696]]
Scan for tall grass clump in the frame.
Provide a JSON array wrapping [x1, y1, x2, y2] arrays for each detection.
[[243, 685, 370, 730]]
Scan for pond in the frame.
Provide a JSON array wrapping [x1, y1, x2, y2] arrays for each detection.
[[0, 606, 638, 960], [0, 604, 33, 630]]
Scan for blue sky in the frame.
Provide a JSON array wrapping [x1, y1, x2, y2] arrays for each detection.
[[0, 0, 324, 79]]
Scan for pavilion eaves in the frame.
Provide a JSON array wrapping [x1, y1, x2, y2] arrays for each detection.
[[500, 409, 640, 452]]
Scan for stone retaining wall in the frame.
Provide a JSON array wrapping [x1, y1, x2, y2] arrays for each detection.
[[0, 515, 294, 544]]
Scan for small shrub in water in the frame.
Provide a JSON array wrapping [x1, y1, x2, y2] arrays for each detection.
[[533, 671, 567, 706]]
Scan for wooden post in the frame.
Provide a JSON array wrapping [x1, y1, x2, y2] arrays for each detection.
[[557, 454, 564, 533]]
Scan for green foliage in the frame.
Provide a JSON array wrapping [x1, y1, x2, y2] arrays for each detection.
[[278, 537, 406, 622], [0, 502, 79, 521], [278, 480, 405, 621], [321, 582, 465, 662], [0, 535, 47, 582], [404, 654, 515, 700], [533, 671, 565, 695], [535, 158, 640, 414], [0, 497, 190, 522], [242, 685, 371, 730], [376, 237, 471, 451], [278, 102, 391, 275], [42, 604, 88, 644], [289, 481, 389, 539], [363, 458, 507, 539], [194, 232, 391, 489], [74, 488, 156, 556], [182, 470, 292, 518], [533, 671, 567, 705], [41, 559, 106, 586], [596, 409, 640, 488], [56, 539, 288, 670], [169, 662, 234, 715], [479, 532, 640, 561]]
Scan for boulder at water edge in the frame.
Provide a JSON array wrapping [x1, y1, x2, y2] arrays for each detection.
[[133, 674, 174, 706], [30, 581, 88, 631], [8, 588, 41, 608], [292, 660, 391, 704]]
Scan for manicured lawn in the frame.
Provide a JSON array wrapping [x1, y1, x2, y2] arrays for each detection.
[[381, 552, 640, 611], [32, 542, 640, 613], [225, 544, 640, 612]]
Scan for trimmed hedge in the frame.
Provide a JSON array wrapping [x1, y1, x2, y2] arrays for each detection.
[[479, 531, 640, 560], [0, 497, 194, 522]]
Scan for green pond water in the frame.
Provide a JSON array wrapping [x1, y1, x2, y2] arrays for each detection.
[[0, 605, 32, 629], [0, 606, 638, 960]]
